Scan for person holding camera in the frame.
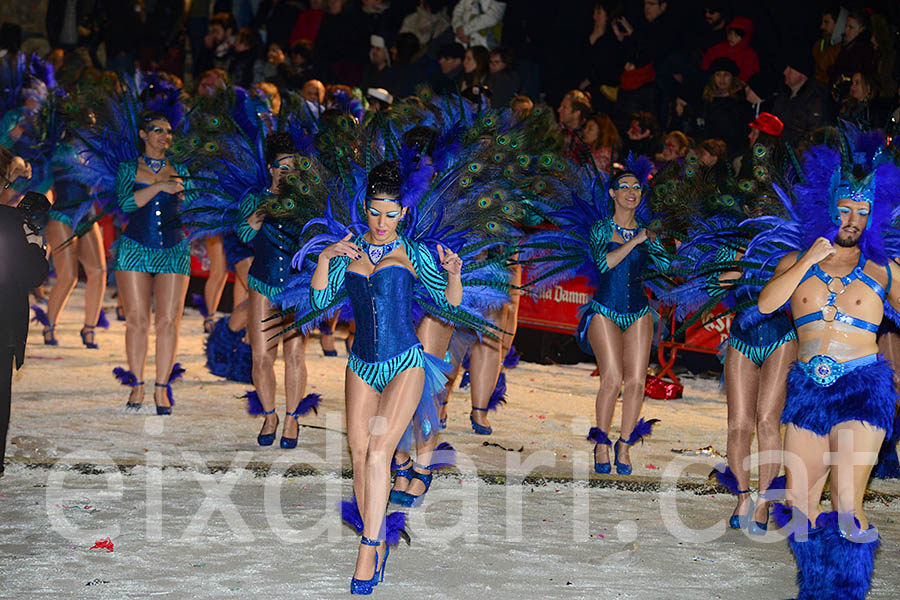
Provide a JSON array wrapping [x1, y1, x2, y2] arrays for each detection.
[[0, 148, 50, 476]]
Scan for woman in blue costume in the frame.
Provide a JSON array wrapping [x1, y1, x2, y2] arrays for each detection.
[[577, 163, 668, 475], [237, 131, 316, 448], [114, 109, 193, 414], [41, 138, 108, 349], [309, 161, 462, 594], [658, 147, 798, 532]]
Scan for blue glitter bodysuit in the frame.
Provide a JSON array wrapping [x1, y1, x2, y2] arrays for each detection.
[[237, 191, 301, 301], [577, 218, 671, 353], [114, 160, 193, 275]]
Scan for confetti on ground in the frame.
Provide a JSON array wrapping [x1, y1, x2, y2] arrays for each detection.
[[670, 445, 725, 458], [691, 556, 715, 563], [85, 579, 109, 586], [646, 464, 659, 470], [90, 537, 114, 553], [57, 503, 97, 513]]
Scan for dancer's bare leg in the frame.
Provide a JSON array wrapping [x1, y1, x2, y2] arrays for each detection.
[[232, 256, 252, 311], [724, 346, 759, 520], [353, 367, 425, 581], [829, 421, 885, 530], [281, 323, 307, 440], [783, 425, 830, 525], [45, 221, 79, 330], [753, 340, 795, 524], [116, 270, 154, 405], [248, 290, 279, 436], [321, 316, 338, 354], [469, 335, 502, 428], [152, 273, 188, 408], [393, 315, 454, 495], [588, 314, 624, 465], [616, 313, 654, 467], [204, 236, 227, 328], [878, 332, 900, 389], [78, 223, 107, 328]]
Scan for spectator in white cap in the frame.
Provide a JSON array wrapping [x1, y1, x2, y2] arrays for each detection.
[[367, 87, 394, 112], [362, 34, 391, 91]]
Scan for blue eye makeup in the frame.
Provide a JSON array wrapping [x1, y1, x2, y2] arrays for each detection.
[[386, 210, 401, 218], [859, 209, 870, 216], [149, 126, 172, 135], [368, 208, 402, 218], [837, 207, 851, 214], [368, 208, 381, 217]]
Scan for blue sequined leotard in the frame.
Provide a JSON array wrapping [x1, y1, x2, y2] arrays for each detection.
[[237, 191, 301, 301], [577, 218, 671, 353], [48, 144, 91, 228], [310, 235, 451, 392], [114, 160, 194, 275]]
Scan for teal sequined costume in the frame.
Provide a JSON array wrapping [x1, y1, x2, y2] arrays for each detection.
[[576, 218, 671, 352], [114, 160, 193, 275]]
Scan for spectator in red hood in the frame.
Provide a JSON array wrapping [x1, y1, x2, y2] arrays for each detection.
[[701, 16, 760, 84]]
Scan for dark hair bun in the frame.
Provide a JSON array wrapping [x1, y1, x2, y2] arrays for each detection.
[[367, 161, 401, 198]]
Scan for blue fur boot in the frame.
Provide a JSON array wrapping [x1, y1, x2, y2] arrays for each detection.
[[823, 525, 881, 600], [787, 527, 828, 600]]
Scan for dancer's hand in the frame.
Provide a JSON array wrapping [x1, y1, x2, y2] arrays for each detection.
[[320, 232, 362, 262], [247, 208, 264, 230], [157, 178, 184, 195], [633, 229, 649, 244], [8, 157, 31, 182], [806, 237, 835, 264], [437, 244, 462, 275]]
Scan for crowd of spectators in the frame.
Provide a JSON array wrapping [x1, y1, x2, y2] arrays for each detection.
[[4, 1, 900, 175]]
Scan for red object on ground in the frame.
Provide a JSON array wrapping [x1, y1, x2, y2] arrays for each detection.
[[645, 374, 683, 399], [90, 537, 114, 552]]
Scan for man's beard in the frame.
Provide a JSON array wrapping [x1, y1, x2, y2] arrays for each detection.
[[835, 232, 860, 247]]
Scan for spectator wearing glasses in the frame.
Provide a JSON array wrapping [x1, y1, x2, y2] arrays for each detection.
[[485, 46, 520, 109]]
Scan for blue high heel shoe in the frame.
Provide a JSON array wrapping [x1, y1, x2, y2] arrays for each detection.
[[42, 325, 58, 346], [257, 409, 278, 446], [728, 492, 754, 530], [350, 536, 387, 595], [392, 463, 433, 508], [613, 439, 632, 475], [614, 418, 660, 476], [470, 407, 492, 435], [389, 459, 413, 505], [125, 381, 145, 411], [153, 383, 173, 415], [587, 427, 612, 474], [280, 410, 301, 449], [80, 325, 98, 349], [438, 398, 449, 429], [748, 501, 769, 535]]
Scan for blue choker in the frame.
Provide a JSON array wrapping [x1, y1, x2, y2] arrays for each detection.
[[142, 155, 167, 174], [360, 237, 400, 265], [613, 222, 638, 242]]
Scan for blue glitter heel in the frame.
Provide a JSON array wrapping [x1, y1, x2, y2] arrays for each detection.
[[80, 325, 98, 349], [153, 383, 173, 415], [392, 463, 433, 508], [613, 439, 632, 475], [470, 407, 492, 435], [280, 410, 301, 449], [125, 381, 145, 411], [728, 491, 753, 530], [42, 325, 58, 346], [350, 536, 386, 595], [587, 428, 612, 474], [389, 459, 413, 505], [257, 409, 278, 446]]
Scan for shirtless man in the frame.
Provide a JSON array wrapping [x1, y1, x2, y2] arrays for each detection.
[[759, 195, 900, 599]]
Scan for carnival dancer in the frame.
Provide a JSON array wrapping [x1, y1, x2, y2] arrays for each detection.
[[236, 131, 320, 447], [658, 146, 798, 532], [523, 156, 668, 475], [751, 134, 900, 599], [308, 161, 462, 594], [41, 138, 108, 349]]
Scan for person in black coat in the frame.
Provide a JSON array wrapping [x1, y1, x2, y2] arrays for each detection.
[[0, 156, 50, 475]]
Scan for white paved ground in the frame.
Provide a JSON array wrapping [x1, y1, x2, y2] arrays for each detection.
[[2, 283, 899, 599]]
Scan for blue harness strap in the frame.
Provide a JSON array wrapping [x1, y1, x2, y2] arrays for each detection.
[[794, 255, 884, 333]]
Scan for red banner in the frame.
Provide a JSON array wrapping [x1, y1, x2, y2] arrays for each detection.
[[517, 275, 593, 335], [683, 305, 732, 350]]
